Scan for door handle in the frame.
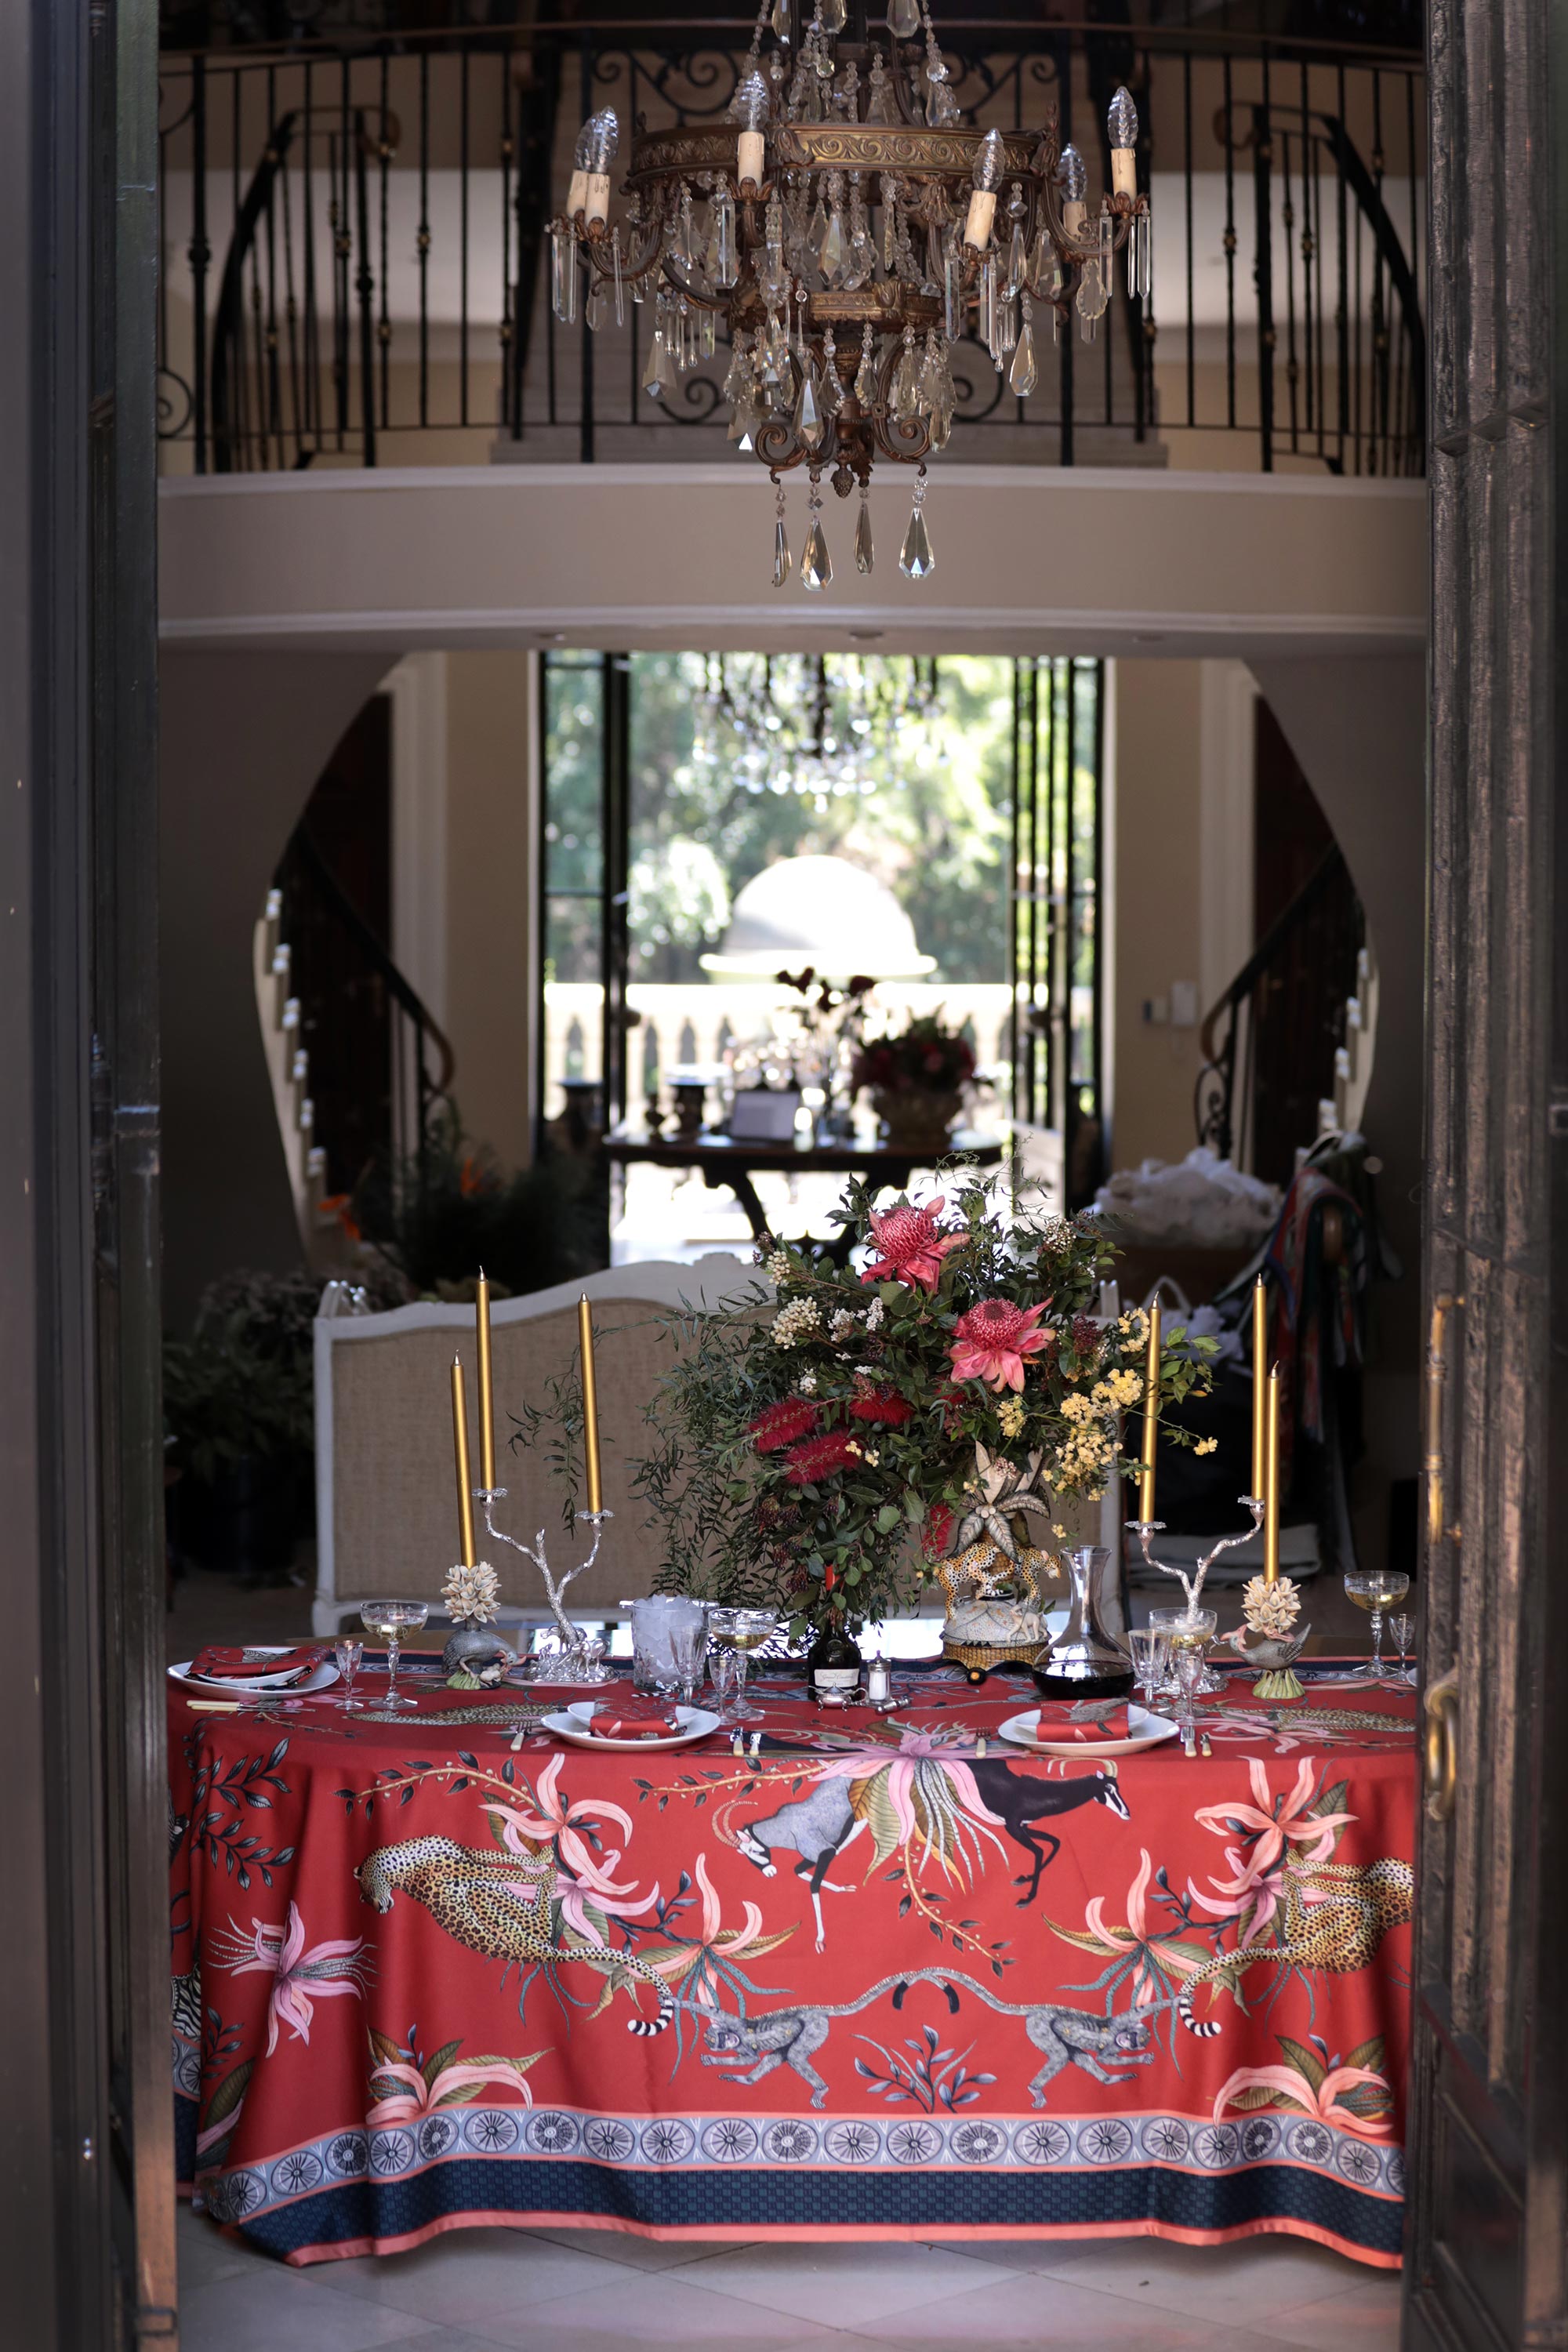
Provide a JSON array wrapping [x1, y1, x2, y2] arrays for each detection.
[[1425, 1293, 1465, 1548], [1424, 1668, 1458, 1822]]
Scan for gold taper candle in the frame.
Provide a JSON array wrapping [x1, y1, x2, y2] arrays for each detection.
[[1138, 1298, 1162, 1522], [1250, 1276, 1269, 1501], [450, 1356, 477, 1567], [475, 1269, 496, 1491], [1264, 1363, 1282, 1581], [578, 1294, 603, 1515]]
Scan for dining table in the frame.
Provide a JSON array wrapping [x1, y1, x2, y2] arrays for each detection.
[[170, 1654, 1416, 2271]]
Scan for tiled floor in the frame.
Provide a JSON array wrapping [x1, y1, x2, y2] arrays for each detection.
[[176, 2204, 1401, 2352]]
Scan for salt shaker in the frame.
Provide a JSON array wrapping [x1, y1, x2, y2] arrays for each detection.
[[866, 1654, 893, 1708]]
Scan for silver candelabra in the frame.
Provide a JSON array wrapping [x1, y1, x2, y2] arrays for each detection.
[[1126, 1495, 1266, 1616], [476, 1486, 612, 1682]]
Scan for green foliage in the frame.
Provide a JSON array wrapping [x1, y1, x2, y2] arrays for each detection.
[[351, 1109, 601, 1301], [630, 1167, 1218, 1636], [163, 1289, 317, 1486]]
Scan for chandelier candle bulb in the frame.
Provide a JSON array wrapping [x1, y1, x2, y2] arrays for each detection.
[[1250, 1275, 1268, 1501], [1138, 1297, 1162, 1522], [963, 129, 1004, 249], [739, 130, 766, 185], [1265, 1363, 1282, 1581], [450, 1357, 477, 1569], [475, 1270, 496, 1492], [1108, 85, 1139, 198], [578, 1295, 603, 1516]]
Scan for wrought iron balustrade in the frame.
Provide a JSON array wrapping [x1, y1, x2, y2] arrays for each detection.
[[1193, 840, 1365, 1181], [156, 18, 1425, 477]]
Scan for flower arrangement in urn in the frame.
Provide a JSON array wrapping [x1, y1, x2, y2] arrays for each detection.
[[851, 1012, 977, 1152], [633, 1170, 1215, 1643]]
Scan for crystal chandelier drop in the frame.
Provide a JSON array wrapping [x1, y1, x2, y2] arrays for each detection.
[[550, 0, 1150, 591]]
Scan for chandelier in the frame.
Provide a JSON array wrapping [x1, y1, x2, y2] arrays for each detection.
[[691, 652, 942, 797], [550, 0, 1149, 591]]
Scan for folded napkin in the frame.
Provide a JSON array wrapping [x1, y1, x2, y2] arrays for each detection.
[[586, 1704, 684, 1741], [189, 1644, 326, 1685], [1031, 1700, 1131, 1744]]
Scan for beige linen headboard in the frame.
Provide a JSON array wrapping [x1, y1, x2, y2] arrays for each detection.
[[312, 1257, 760, 1635]]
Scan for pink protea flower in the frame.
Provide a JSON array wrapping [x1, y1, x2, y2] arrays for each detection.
[[948, 1298, 1052, 1392], [861, 1196, 963, 1290]]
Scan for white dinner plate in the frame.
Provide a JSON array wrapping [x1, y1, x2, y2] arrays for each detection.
[[542, 1702, 724, 1751], [169, 1653, 340, 1696], [996, 1704, 1179, 1758]]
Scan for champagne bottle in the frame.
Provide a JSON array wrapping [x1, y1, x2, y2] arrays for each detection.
[[807, 1615, 862, 1698]]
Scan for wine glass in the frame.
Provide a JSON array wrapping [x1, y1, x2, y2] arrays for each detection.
[[708, 1607, 776, 1722], [332, 1638, 365, 1711], [359, 1600, 429, 1709], [1343, 1571, 1410, 1685], [1388, 1611, 1417, 1686], [1127, 1625, 1171, 1711]]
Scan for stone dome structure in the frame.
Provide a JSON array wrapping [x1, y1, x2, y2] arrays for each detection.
[[699, 855, 935, 979]]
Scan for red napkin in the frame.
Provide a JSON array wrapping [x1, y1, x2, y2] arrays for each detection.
[[189, 1644, 327, 1685], [586, 1704, 684, 1741], [1031, 1700, 1131, 1744]]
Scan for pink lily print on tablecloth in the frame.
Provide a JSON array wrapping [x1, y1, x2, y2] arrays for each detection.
[[1213, 2031, 1396, 2143], [631, 1852, 797, 2025], [1044, 1848, 1218, 2046], [485, 1755, 663, 1942], [1187, 1759, 1353, 1948], [366, 2031, 546, 2125], [210, 1902, 372, 2055]]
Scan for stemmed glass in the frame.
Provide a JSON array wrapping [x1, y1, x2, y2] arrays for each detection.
[[359, 1600, 430, 1710], [1157, 1607, 1218, 1745], [1148, 1605, 1224, 1698], [1388, 1612, 1417, 1687], [708, 1608, 777, 1723], [1127, 1625, 1171, 1711], [1342, 1571, 1410, 1685], [332, 1638, 365, 1711]]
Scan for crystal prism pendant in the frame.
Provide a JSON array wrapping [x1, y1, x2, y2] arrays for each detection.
[[1009, 314, 1037, 397], [771, 0, 791, 33], [821, 0, 847, 27], [818, 208, 846, 285], [855, 493, 874, 575], [887, 0, 920, 35], [585, 277, 608, 332], [794, 365, 826, 450], [773, 518, 792, 588], [899, 498, 935, 579], [801, 514, 833, 590]]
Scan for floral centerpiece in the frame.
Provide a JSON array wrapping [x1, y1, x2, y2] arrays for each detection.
[[633, 1170, 1215, 1642], [851, 1013, 977, 1151]]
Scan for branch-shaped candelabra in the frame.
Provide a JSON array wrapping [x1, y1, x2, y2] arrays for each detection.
[[1126, 1497, 1266, 1621], [477, 1485, 612, 1683]]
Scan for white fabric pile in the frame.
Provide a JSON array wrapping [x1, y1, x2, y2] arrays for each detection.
[[1093, 1147, 1281, 1250]]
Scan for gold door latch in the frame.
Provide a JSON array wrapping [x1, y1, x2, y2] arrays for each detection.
[[1424, 1668, 1459, 1822], [1425, 1293, 1465, 1548]]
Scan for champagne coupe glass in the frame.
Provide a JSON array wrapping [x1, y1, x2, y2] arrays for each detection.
[[1388, 1611, 1417, 1687], [1159, 1607, 1218, 1742], [332, 1638, 365, 1711], [360, 1600, 429, 1709], [1127, 1625, 1171, 1711], [1343, 1571, 1410, 1684], [708, 1607, 776, 1722]]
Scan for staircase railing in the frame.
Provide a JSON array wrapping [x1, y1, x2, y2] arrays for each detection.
[[271, 823, 456, 1221], [1193, 840, 1365, 1178], [155, 20, 1425, 478]]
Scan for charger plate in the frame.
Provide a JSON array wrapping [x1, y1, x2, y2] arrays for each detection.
[[996, 1704, 1179, 1758], [542, 1702, 724, 1752]]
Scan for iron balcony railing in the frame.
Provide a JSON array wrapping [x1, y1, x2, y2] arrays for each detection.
[[156, 18, 1425, 478]]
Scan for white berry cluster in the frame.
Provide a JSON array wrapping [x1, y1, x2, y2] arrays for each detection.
[[441, 1559, 502, 1625], [772, 1298, 821, 1348]]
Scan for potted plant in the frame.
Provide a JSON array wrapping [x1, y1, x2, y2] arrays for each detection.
[[851, 1011, 977, 1152], [632, 1169, 1216, 1649], [163, 1281, 318, 1577]]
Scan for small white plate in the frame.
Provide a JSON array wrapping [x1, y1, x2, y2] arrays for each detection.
[[169, 1654, 339, 1696], [542, 1702, 723, 1751], [996, 1704, 1179, 1758]]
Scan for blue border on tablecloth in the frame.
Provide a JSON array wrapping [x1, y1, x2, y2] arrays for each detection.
[[215, 2154, 1402, 2263]]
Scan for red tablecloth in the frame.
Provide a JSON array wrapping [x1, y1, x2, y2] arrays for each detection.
[[170, 1660, 1416, 2269]]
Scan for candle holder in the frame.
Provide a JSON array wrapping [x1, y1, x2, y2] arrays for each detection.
[[475, 1486, 612, 1684], [1127, 1497, 1266, 1696]]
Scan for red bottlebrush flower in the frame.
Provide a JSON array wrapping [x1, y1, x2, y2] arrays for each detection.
[[749, 1398, 821, 1454], [849, 1385, 914, 1428], [949, 1298, 1053, 1393], [860, 1196, 964, 1290], [923, 1503, 955, 1560], [783, 1431, 860, 1486]]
